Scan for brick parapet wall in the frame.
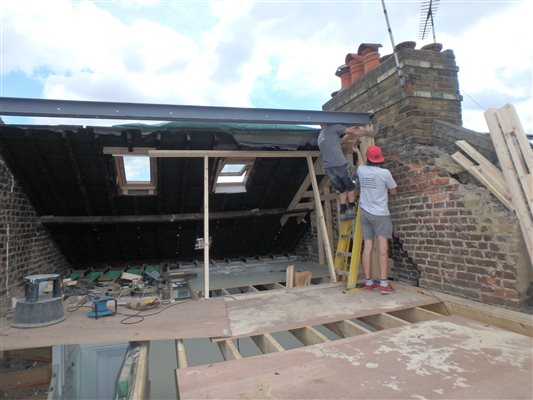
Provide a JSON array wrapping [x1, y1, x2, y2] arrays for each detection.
[[0, 155, 70, 316], [321, 47, 531, 310], [384, 143, 528, 309]]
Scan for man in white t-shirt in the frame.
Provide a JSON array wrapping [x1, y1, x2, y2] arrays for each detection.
[[354, 144, 397, 294]]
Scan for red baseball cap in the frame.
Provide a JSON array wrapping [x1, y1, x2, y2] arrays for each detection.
[[366, 145, 384, 163]]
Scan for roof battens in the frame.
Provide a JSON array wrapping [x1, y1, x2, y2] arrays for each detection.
[[0, 97, 370, 125]]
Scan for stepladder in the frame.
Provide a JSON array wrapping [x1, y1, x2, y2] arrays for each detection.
[[333, 204, 364, 292]]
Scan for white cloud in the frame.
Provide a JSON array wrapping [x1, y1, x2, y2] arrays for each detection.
[[0, 0, 531, 133]]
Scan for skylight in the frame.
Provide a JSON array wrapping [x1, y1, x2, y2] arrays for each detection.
[[113, 150, 157, 195], [213, 159, 254, 194], [123, 156, 151, 183]]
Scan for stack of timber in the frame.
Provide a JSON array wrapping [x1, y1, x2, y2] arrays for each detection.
[[452, 103, 533, 264], [0, 347, 53, 399]]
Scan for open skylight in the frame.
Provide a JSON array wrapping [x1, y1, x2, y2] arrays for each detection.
[[114, 150, 157, 195], [213, 159, 254, 194]]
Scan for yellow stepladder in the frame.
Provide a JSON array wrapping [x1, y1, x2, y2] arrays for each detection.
[[333, 216, 355, 281], [344, 204, 364, 294]]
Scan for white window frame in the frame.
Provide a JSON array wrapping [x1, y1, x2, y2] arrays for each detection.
[[112, 148, 157, 196], [213, 158, 254, 194]]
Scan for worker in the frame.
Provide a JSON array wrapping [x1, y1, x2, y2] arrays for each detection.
[[318, 124, 376, 216], [353, 143, 397, 294]]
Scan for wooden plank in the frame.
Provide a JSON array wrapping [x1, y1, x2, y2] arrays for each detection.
[[217, 339, 242, 361], [176, 339, 188, 369], [496, 106, 533, 214], [498, 104, 533, 175], [388, 307, 443, 323], [40, 208, 310, 224], [485, 108, 533, 263], [1, 298, 231, 351], [451, 152, 514, 210], [280, 158, 322, 226], [294, 271, 312, 287], [130, 341, 150, 400], [455, 140, 507, 184], [224, 283, 441, 338], [322, 185, 334, 259], [285, 265, 294, 288], [2, 347, 52, 362], [453, 142, 511, 200], [289, 326, 329, 345], [203, 155, 210, 299], [0, 366, 52, 390], [358, 313, 410, 330], [435, 291, 533, 337], [307, 155, 336, 282], [177, 316, 533, 400], [250, 333, 284, 354], [323, 319, 372, 337], [420, 302, 450, 316]]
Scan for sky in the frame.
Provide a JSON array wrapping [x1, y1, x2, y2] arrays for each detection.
[[0, 0, 531, 134]]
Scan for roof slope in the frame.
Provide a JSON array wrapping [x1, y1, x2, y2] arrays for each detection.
[[0, 123, 321, 265]]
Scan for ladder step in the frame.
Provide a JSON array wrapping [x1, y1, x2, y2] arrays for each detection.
[[335, 269, 350, 277], [336, 252, 352, 257]]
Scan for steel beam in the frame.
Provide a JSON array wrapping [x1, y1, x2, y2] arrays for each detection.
[[0, 97, 370, 126]]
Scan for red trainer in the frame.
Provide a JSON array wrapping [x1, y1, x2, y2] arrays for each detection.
[[380, 283, 394, 295], [364, 281, 379, 291]]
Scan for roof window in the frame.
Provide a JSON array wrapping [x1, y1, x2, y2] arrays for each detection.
[[114, 151, 157, 195], [213, 159, 254, 194]]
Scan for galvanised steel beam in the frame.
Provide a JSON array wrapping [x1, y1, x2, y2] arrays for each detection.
[[0, 97, 371, 126]]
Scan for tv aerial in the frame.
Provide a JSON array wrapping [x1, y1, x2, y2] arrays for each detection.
[[419, 0, 440, 43]]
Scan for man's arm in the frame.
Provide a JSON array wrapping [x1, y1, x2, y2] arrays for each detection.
[[388, 187, 397, 195], [344, 124, 377, 138], [352, 140, 364, 166]]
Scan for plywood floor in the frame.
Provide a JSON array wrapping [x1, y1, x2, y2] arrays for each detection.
[[224, 283, 440, 337], [0, 297, 231, 351], [177, 315, 533, 399]]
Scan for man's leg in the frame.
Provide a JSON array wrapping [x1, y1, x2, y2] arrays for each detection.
[[377, 236, 394, 294], [376, 236, 389, 280], [338, 191, 348, 205], [362, 239, 373, 280]]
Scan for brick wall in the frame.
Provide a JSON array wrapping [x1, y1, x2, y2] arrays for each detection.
[[0, 155, 70, 315], [321, 47, 532, 310]]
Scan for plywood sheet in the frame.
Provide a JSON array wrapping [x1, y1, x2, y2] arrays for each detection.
[[177, 316, 533, 399], [225, 283, 440, 337], [0, 298, 231, 351]]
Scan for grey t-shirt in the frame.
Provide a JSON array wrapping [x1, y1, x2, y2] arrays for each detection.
[[318, 124, 347, 168], [357, 165, 397, 215]]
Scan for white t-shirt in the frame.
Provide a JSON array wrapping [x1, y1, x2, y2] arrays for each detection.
[[357, 165, 397, 216]]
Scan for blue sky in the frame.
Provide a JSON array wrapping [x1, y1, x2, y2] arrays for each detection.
[[0, 0, 531, 133]]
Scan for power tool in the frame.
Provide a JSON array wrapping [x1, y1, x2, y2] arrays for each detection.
[[127, 298, 160, 311]]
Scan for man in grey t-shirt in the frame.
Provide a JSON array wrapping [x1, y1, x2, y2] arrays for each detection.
[[354, 144, 397, 294], [318, 124, 375, 215]]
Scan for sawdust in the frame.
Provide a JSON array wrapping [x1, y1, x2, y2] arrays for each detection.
[[304, 346, 364, 367], [226, 286, 434, 336], [375, 319, 531, 390]]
